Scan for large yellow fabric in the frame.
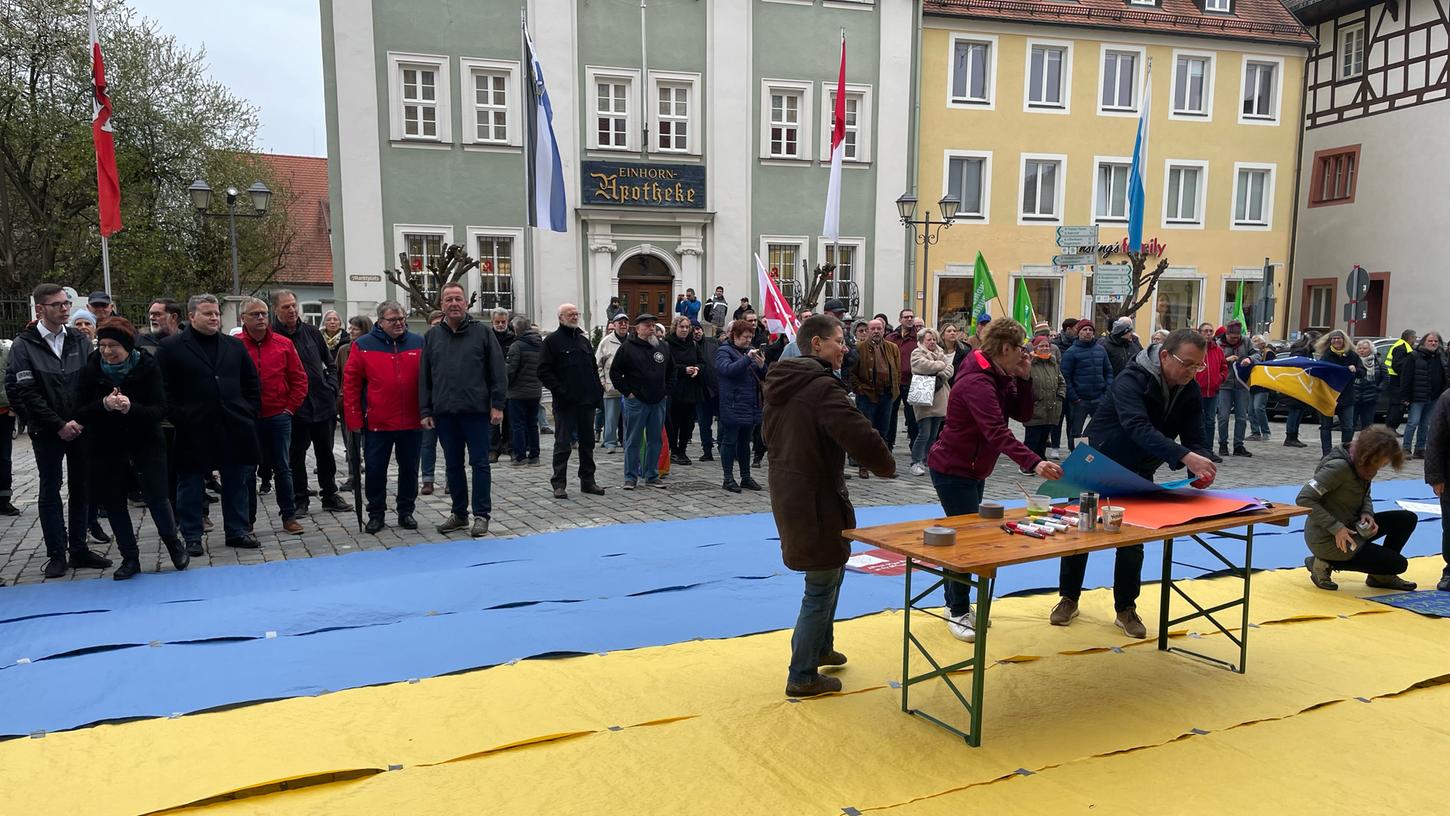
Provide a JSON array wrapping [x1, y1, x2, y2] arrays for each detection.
[[1, 557, 1445, 816]]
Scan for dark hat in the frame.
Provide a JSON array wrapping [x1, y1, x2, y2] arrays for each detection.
[[977, 314, 992, 325], [1110, 319, 1132, 337], [96, 322, 136, 352], [633, 312, 658, 325], [822, 298, 847, 315], [87, 291, 113, 306]]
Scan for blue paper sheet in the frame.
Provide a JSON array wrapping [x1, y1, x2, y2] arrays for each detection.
[[1040, 444, 1195, 499], [1365, 590, 1450, 618]]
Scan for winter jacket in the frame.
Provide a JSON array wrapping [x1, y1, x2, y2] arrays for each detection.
[[1194, 342, 1228, 398], [4, 323, 89, 434], [1399, 346, 1447, 404], [1087, 345, 1209, 478], [273, 319, 338, 423], [1103, 333, 1140, 376], [1354, 352, 1384, 406], [610, 334, 676, 405], [675, 297, 702, 323], [716, 342, 766, 427], [763, 357, 894, 572], [887, 329, 919, 383], [493, 327, 516, 358], [240, 329, 308, 419], [506, 329, 544, 400], [1296, 447, 1375, 563], [665, 333, 707, 403], [698, 336, 720, 399], [927, 349, 1039, 480], [158, 327, 262, 472], [1423, 390, 1450, 487], [1218, 335, 1253, 391], [1060, 338, 1113, 403], [538, 324, 603, 408], [703, 296, 729, 330], [1027, 353, 1066, 427], [909, 345, 953, 420], [849, 338, 901, 401], [597, 330, 628, 397], [342, 324, 424, 432], [419, 316, 508, 418], [1385, 338, 1413, 378], [1316, 346, 1361, 410], [74, 349, 169, 482]]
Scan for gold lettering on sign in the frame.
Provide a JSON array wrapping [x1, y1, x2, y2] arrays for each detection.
[[588, 166, 697, 205]]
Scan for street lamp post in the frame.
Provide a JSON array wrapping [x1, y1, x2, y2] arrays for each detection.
[[189, 178, 273, 295], [897, 192, 960, 318]]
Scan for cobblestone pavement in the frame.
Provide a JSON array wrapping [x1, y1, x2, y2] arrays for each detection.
[[0, 419, 1423, 587]]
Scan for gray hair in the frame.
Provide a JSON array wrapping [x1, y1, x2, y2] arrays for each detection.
[[375, 300, 405, 320], [187, 293, 219, 315], [510, 315, 532, 336], [916, 326, 940, 345], [491, 307, 510, 320], [240, 296, 268, 314], [1163, 328, 1208, 355], [269, 288, 297, 307]]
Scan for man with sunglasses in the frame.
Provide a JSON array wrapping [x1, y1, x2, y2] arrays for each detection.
[[1051, 328, 1217, 639]]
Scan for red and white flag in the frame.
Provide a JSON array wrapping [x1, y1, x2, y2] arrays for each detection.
[[89, 0, 122, 237], [822, 31, 845, 241], [755, 254, 800, 342]]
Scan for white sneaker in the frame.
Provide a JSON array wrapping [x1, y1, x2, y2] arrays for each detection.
[[946, 608, 976, 643], [1047, 447, 1061, 460], [910, 463, 927, 476]]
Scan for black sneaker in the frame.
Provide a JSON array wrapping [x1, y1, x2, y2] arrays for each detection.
[[673, 453, 693, 466], [43, 557, 68, 579], [70, 548, 113, 569], [700, 451, 714, 462], [646, 478, 667, 489], [553, 487, 569, 499], [87, 522, 111, 544], [321, 494, 352, 512], [740, 477, 763, 491], [581, 483, 606, 496], [1233, 447, 1253, 457], [163, 538, 190, 571], [225, 535, 260, 549], [365, 516, 386, 534], [1283, 437, 1307, 448], [113, 558, 141, 581], [1218, 446, 1229, 458], [723, 479, 742, 493], [259, 479, 272, 495], [186, 540, 205, 557], [398, 514, 418, 530], [0, 499, 19, 516]]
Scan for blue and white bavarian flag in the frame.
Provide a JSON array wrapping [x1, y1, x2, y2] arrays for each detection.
[[524, 27, 567, 232], [1126, 59, 1151, 254]]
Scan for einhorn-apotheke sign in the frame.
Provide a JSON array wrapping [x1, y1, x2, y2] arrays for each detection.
[[581, 160, 706, 209]]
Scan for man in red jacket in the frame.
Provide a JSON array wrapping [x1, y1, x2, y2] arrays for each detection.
[[1193, 323, 1227, 463], [344, 300, 425, 534], [239, 297, 308, 534]]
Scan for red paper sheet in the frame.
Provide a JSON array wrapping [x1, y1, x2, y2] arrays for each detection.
[[1075, 492, 1265, 530]]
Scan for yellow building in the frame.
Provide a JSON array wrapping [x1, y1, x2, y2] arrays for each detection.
[[914, 0, 1314, 336]]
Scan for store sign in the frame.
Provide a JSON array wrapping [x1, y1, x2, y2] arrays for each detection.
[[581, 160, 706, 209], [1088, 237, 1168, 259]]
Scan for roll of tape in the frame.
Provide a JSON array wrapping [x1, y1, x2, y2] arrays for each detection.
[[923, 526, 956, 547], [978, 501, 1004, 519]]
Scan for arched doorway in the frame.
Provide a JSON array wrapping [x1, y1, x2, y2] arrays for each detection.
[[617, 252, 675, 318]]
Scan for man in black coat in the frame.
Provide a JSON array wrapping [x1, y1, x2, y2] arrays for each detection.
[[609, 313, 676, 489], [158, 294, 263, 553], [5, 283, 112, 578], [271, 289, 351, 514], [538, 303, 605, 499]]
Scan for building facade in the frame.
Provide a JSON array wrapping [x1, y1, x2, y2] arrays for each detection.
[[1289, 0, 1450, 337], [258, 153, 336, 322], [320, 0, 914, 326], [914, 0, 1312, 336]]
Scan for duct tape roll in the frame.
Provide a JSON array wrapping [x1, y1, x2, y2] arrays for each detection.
[[978, 501, 1004, 519], [923, 526, 956, 547]]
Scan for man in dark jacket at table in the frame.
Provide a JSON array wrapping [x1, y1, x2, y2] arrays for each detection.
[[765, 315, 895, 698], [538, 303, 605, 499], [1052, 328, 1218, 639]]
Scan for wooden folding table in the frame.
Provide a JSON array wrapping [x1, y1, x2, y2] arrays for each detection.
[[843, 502, 1308, 746]]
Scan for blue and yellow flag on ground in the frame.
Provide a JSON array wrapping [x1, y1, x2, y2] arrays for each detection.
[[1241, 356, 1354, 416]]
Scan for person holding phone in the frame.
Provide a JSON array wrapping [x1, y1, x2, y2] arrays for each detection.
[[715, 320, 767, 493]]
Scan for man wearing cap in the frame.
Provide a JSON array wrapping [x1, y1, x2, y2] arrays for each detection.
[[609, 313, 676, 489], [596, 312, 630, 452], [87, 291, 116, 321], [1104, 317, 1142, 376]]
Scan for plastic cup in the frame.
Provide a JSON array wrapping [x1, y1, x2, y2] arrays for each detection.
[[1101, 505, 1125, 533], [1026, 494, 1052, 516]]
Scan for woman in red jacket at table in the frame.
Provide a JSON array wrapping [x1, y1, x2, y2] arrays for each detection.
[[927, 317, 1063, 642]]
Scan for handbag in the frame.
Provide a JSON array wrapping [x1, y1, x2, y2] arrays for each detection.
[[907, 373, 937, 406]]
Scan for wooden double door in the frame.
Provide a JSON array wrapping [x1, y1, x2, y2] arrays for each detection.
[[618, 279, 673, 319]]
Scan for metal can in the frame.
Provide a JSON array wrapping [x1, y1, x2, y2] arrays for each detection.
[[1078, 492, 1098, 531]]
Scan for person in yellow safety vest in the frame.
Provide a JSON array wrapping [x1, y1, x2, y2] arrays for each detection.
[[1385, 330, 1417, 432]]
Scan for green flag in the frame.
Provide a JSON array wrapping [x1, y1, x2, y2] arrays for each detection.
[[1231, 280, 1246, 328], [1013, 277, 1035, 335], [968, 251, 998, 336]]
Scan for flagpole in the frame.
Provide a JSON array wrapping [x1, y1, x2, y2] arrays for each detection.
[[831, 27, 842, 296], [100, 235, 112, 293], [521, 7, 537, 320]]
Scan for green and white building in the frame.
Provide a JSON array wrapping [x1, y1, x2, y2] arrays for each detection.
[[321, 0, 914, 325]]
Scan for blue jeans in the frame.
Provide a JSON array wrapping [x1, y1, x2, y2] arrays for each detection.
[[508, 398, 541, 461], [930, 469, 984, 616], [911, 415, 943, 466], [1067, 398, 1100, 450], [1320, 404, 1355, 455], [856, 393, 893, 445], [252, 414, 296, 521], [364, 429, 420, 517], [1404, 401, 1432, 453], [1217, 388, 1249, 449], [1286, 401, 1305, 437], [788, 567, 845, 685], [435, 413, 493, 518], [601, 396, 622, 449], [697, 396, 717, 453], [420, 427, 437, 481], [1251, 390, 1272, 436], [179, 464, 252, 542], [1202, 396, 1218, 449], [719, 421, 753, 481], [622, 397, 666, 481]]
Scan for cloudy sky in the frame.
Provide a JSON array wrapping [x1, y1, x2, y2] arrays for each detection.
[[133, 0, 326, 157]]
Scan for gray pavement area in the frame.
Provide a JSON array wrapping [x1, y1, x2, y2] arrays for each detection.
[[0, 418, 1422, 587]]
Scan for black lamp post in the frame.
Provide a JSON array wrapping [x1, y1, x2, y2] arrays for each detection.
[[897, 192, 959, 315], [190, 178, 272, 295]]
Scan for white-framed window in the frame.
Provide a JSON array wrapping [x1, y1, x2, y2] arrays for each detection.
[[1152, 272, 1203, 332], [460, 58, 522, 148], [1162, 160, 1208, 228], [1205, 0, 1231, 12], [387, 52, 452, 144], [1018, 154, 1065, 224], [1239, 56, 1282, 124], [1024, 40, 1071, 113], [819, 238, 864, 303], [1307, 284, 1334, 329], [1092, 157, 1131, 223], [650, 71, 701, 155], [1171, 51, 1214, 120], [760, 79, 814, 160], [467, 227, 522, 313], [586, 66, 640, 152], [393, 224, 454, 309], [1220, 270, 1266, 327], [819, 83, 873, 163], [1013, 268, 1063, 328], [1098, 46, 1143, 115], [759, 235, 809, 287], [943, 149, 992, 222], [949, 33, 996, 108], [301, 302, 323, 326], [1127, 0, 1157, 5], [1231, 163, 1275, 230], [1338, 23, 1366, 80]]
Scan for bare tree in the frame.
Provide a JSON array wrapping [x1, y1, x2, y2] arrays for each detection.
[[1110, 252, 1171, 320], [384, 243, 480, 317]]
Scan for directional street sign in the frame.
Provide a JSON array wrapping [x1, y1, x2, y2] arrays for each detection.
[[1052, 253, 1095, 267], [1055, 225, 1099, 248], [1093, 264, 1132, 296]]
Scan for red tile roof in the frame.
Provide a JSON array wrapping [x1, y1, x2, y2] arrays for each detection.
[[925, 0, 1316, 46], [258, 153, 334, 286]]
